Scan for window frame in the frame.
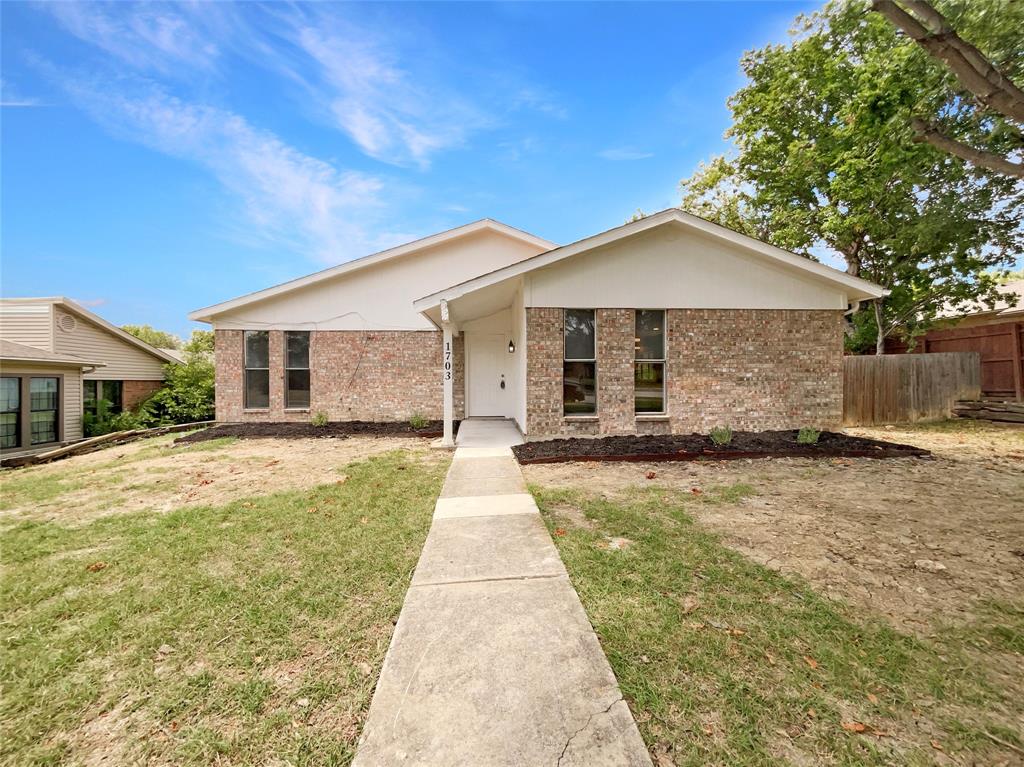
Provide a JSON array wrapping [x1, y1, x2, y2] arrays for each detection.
[[243, 330, 271, 410], [562, 308, 598, 418], [284, 330, 311, 410], [83, 380, 123, 416], [634, 309, 667, 416], [29, 376, 61, 446], [1, 376, 21, 450]]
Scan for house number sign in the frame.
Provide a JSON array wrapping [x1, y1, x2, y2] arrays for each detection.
[[444, 341, 452, 381]]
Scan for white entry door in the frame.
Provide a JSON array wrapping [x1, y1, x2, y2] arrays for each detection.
[[466, 334, 514, 418]]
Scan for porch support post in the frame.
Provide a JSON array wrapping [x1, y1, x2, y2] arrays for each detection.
[[441, 300, 455, 447]]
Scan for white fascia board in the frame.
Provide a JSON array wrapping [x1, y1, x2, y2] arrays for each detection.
[[414, 209, 888, 309], [189, 219, 556, 323]]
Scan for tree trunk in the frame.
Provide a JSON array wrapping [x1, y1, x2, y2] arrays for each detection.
[[873, 299, 886, 355]]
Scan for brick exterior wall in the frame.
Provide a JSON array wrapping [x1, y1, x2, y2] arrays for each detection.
[[526, 307, 844, 438], [123, 379, 164, 410], [214, 330, 464, 423]]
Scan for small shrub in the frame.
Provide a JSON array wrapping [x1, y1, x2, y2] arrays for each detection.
[[709, 426, 732, 446], [408, 413, 429, 430], [310, 411, 329, 428], [797, 427, 821, 445]]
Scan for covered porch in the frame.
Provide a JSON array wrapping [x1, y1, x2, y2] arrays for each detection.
[[417, 275, 528, 447]]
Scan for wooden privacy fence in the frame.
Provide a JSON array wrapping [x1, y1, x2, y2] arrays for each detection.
[[843, 352, 981, 426]]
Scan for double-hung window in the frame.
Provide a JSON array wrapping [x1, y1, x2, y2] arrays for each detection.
[[563, 309, 597, 415], [1, 377, 20, 449], [635, 310, 666, 414], [30, 377, 59, 445], [244, 330, 270, 409], [285, 331, 310, 409]]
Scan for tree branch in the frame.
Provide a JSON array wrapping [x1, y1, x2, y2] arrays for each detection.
[[871, 0, 1024, 124], [910, 118, 1024, 178]]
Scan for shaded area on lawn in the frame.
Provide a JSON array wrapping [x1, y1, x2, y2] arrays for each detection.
[[514, 430, 929, 464], [532, 483, 1023, 766], [1, 450, 449, 767], [176, 420, 460, 443]]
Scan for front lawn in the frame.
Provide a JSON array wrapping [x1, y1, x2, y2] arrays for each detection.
[[533, 483, 1023, 766], [1, 449, 449, 766]]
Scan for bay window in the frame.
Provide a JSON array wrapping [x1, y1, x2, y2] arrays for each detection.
[[30, 377, 59, 445]]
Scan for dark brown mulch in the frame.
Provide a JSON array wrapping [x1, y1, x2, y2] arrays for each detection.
[[174, 420, 458, 444], [512, 430, 930, 464]]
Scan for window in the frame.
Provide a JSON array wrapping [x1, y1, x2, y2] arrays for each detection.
[[563, 309, 596, 415], [285, 331, 310, 409], [1, 377, 20, 449], [635, 310, 666, 414], [30, 377, 59, 445], [83, 380, 123, 415], [244, 330, 270, 409]]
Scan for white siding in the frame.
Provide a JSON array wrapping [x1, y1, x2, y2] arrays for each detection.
[[53, 312, 167, 381], [524, 227, 847, 311], [0, 303, 54, 351], [211, 229, 548, 331]]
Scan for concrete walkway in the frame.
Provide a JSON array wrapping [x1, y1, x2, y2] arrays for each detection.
[[352, 420, 652, 766]]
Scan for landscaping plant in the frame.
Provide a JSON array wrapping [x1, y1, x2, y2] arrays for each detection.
[[408, 412, 428, 430], [797, 427, 821, 445], [310, 411, 329, 427], [709, 426, 733, 446]]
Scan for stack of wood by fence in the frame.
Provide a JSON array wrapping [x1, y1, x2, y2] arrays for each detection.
[[953, 400, 1024, 424], [843, 351, 981, 426]]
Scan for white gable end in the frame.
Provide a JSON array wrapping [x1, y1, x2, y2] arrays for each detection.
[[524, 226, 847, 311], [210, 229, 550, 331]]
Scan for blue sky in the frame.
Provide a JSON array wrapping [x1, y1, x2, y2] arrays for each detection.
[[2, 1, 817, 337]]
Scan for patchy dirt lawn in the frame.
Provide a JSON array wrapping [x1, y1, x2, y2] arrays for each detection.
[[0, 432, 441, 525], [525, 420, 1024, 636]]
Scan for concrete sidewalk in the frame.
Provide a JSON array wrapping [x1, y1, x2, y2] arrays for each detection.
[[352, 421, 652, 766]]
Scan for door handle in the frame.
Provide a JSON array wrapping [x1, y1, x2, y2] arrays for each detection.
[[500, 374, 506, 390]]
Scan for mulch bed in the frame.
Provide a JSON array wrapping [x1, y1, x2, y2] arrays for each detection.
[[175, 420, 457, 444], [512, 430, 930, 464]]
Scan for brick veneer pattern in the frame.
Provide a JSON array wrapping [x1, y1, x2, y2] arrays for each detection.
[[525, 308, 843, 438]]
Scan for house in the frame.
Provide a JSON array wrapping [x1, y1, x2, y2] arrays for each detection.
[[885, 279, 1023, 400], [0, 297, 178, 454], [189, 210, 886, 444]]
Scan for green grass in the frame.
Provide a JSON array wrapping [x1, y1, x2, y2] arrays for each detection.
[[1, 450, 448, 767], [532, 483, 1023, 766]]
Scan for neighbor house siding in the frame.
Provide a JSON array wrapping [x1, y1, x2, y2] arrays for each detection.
[[0, 304, 54, 351], [526, 307, 843, 438], [214, 329, 465, 423], [0, 363, 83, 446], [53, 310, 167, 381]]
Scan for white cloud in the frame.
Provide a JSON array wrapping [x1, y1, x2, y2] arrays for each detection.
[[42, 3, 221, 74], [598, 147, 655, 161], [1, 79, 44, 107], [61, 76, 391, 263]]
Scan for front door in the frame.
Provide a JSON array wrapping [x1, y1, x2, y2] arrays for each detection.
[[466, 334, 514, 418]]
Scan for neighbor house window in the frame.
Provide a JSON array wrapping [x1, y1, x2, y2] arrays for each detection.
[[285, 331, 310, 409], [30, 377, 59, 445], [1, 377, 20, 449], [83, 380, 123, 415], [563, 309, 597, 415], [635, 310, 666, 414], [244, 330, 270, 409]]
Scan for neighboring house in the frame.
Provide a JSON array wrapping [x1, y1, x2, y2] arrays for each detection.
[[190, 210, 886, 443], [0, 297, 178, 454], [0, 340, 104, 454], [886, 280, 1024, 400]]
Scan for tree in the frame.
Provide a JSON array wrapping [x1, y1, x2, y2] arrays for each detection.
[[678, 0, 1022, 354], [183, 329, 214, 355], [122, 324, 181, 349], [870, 0, 1024, 178]]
